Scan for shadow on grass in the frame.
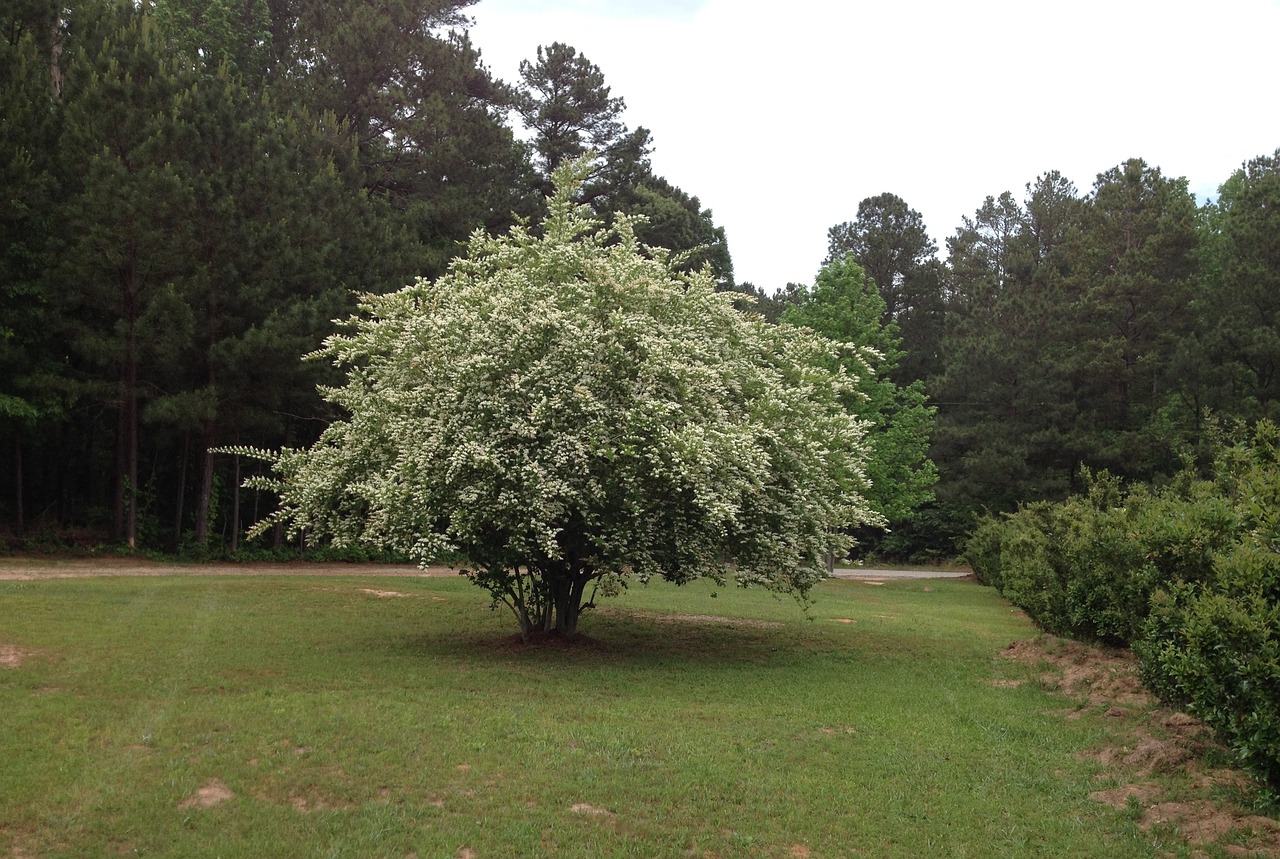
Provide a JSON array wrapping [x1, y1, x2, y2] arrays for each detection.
[[387, 607, 835, 670]]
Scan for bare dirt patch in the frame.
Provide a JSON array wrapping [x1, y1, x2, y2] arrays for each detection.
[[1089, 783, 1165, 809], [1003, 636, 1280, 856], [178, 778, 235, 809], [0, 643, 34, 668], [1002, 637, 1150, 708], [355, 588, 412, 598], [1142, 802, 1280, 851], [288, 792, 354, 812]]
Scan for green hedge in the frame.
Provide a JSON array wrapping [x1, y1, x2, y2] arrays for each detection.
[[1137, 426, 1280, 792], [963, 423, 1280, 793], [964, 473, 1230, 645]]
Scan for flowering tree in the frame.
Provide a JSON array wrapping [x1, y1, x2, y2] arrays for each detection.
[[237, 160, 880, 640]]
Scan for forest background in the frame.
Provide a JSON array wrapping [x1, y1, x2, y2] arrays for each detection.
[[3, 0, 1278, 561]]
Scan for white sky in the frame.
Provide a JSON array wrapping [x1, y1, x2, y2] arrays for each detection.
[[469, 0, 1280, 291]]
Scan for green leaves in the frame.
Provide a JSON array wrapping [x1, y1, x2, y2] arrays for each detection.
[[967, 426, 1280, 795], [782, 256, 937, 524]]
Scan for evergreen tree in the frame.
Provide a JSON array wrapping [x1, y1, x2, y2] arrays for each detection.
[[934, 177, 1081, 515], [515, 42, 733, 286], [0, 0, 64, 534], [515, 41, 633, 179], [825, 194, 946, 384], [1197, 150, 1280, 423], [54, 0, 202, 546], [1063, 159, 1200, 478]]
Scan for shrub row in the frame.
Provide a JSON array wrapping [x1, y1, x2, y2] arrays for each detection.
[[965, 423, 1280, 794]]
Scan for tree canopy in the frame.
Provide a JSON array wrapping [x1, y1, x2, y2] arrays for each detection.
[[781, 257, 937, 525], [234, 161, 879, 638], [4, 2, 1280, 572]]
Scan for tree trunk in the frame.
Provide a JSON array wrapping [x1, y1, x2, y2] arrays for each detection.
[[195, 420, 216, 545], [125, 345, 138, 551], [551, 566, 591, 638], [49, 15, 63, 97], [174, 431, 189, 545], [13, 438, 24, 538], [230, 454, 240, 554], [113, 389, 125, 541]]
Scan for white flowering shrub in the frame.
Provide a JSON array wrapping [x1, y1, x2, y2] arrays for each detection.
[[235, 159, 880, 639]]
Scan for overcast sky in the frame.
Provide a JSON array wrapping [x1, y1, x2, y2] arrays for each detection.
[[469, 0, 1280, 291]]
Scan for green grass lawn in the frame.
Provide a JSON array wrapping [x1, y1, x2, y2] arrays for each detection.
[[0, 572, 1260, 857]]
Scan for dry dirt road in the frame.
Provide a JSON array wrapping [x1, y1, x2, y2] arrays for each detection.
[[0, 557, 969, 581]]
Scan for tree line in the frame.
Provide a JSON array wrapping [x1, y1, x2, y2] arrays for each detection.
[[1, 0, 728, 551], [3, 0, 1278, 559]]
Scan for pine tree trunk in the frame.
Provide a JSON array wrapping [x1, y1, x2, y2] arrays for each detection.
[[13, 438, 24, 538], [230, 454, 240, 554], [113, 391, 126, 542], [195, 421, 215, 545], [125, 340, 138, 551], [48, 15, 62, 97], [174, 431, 189, 546]]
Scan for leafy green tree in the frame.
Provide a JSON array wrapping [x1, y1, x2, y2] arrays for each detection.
[[825, 193, 946, 383], [236, 161, 879, 639], [782, 256, 937, 524]]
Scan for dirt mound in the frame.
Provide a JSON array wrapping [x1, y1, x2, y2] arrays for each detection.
[[1003, 636, 1280, 857], [1002, 637, 1150, 707]]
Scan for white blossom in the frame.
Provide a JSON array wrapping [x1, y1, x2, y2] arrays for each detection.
[[230, 158, 881, 639]]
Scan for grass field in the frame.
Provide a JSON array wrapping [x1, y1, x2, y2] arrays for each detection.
[[0, 570, 1274, 858]]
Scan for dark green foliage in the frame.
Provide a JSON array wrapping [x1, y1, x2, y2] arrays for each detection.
[[966, 469, 1244, 645], [0, 0, 547, 550], [970, 425, 1280, 794], [825, 193, 946, 385], [1141, 577, 1280, 792], [1061, 160, 1201, 479], [933, 160, 1220, 549], [963, 515, 1005, 589], [516, 41, 628, 177], [0, 1, 64, 536], [933, 175, 1083, 518], [1193, 150, 1280, 424], [1137, 424, 1280, 792]]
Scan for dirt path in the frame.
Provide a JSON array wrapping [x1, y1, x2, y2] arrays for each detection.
[[833, 567, 971, 580], [0, 557, 968, 581], [0, 556, 456, 580]]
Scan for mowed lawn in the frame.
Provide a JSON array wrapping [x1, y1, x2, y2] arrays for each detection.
[[0, 571, 1234, 857]]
